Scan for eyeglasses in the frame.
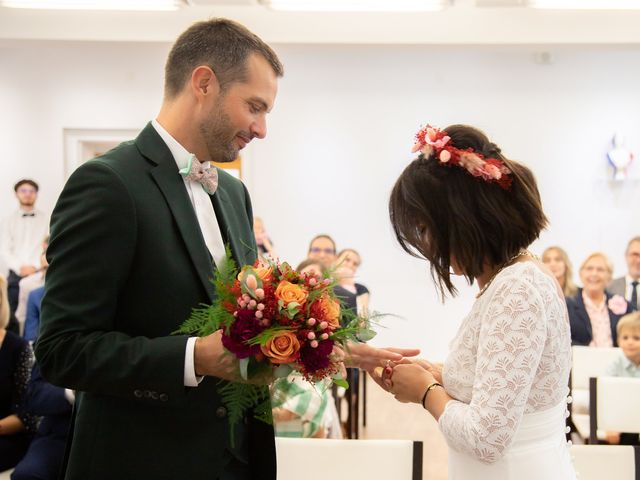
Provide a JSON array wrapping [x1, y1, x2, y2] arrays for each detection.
[[17, 188, 36, 194], [309, 247, 335, 255]]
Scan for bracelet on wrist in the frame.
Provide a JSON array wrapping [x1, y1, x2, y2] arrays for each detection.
[[421, 382, 443, 409]]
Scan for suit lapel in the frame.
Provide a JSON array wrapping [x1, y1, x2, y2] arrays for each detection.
[[136, 124, 215, 300], [211, 184, 244, 268]]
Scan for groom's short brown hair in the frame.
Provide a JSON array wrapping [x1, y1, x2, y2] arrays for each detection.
[[164, 18, 283, 99]]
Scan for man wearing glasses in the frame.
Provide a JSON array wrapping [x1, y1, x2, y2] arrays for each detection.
[[0, 179, 49, 333], [307, 234, 337, 268]]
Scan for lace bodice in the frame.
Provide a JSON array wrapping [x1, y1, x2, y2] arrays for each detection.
[[440, 262, 571, 464]]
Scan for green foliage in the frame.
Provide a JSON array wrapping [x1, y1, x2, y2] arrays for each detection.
[[218, 382, 271, 445], [246, 326, 296, 346]]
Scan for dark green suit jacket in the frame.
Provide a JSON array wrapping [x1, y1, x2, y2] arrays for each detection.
[[35, 123, 276, 479]]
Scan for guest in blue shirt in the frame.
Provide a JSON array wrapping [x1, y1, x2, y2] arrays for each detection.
[[23, 286, 44, 344], [604, 311, 640, 445]]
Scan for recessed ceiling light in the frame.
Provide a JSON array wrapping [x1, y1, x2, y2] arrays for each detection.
[[0, 0, 185, 10], [529, 0, 640, 9], [259, 0, 450, 12]]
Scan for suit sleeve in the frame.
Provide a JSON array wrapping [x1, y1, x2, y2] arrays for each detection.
[[35, 160, 189, 404]]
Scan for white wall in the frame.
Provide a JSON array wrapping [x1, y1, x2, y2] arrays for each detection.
[[1, 41, 639, 360]]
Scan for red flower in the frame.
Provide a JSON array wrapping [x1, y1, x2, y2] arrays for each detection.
[[221, 309, 265, 359], [299, 339, 334, 374]]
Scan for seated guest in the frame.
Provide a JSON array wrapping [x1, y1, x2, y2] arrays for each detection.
[[11, 364, 73, 480], [567, 252, 631, 347], [542, 246, 578, 297], [603, 311, 640, 445], [23, 287, 44, 344], [0, 275, 35, 472], [307, 234, 337, 269], [333, 248, 370, 324], [15, 238, 48, 336], [609, 236, 640, 312]]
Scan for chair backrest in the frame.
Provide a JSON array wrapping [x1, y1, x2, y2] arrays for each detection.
[[589, 376, 640, 444], [571, 346, 620, 390], [275, 438, 422, 480], [571, 445, 639, 480]]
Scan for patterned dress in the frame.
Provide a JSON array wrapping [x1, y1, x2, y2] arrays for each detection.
[[440, 262, 576, 479]]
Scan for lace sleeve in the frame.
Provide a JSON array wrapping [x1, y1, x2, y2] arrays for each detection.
[[439, 277, 548, 464]]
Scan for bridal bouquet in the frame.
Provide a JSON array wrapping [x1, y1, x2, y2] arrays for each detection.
[[176, 248, 375, 435]]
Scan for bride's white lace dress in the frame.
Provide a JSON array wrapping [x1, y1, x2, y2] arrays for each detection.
[[440, 262, 576, 479]]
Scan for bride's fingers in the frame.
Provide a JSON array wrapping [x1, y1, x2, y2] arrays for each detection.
[[384, 347, 421, 358]]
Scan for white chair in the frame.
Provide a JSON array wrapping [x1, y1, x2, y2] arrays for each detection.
[[571, 445, 638, 480], [275, 438, 422, 480], [589, 376, 640, 444], [570, 346, 620, 440]]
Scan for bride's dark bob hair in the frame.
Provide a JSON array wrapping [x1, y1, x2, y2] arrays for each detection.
[[389, 124, 548, 297]]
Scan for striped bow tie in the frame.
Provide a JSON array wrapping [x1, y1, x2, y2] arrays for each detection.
[[179, 154, 218, 195]]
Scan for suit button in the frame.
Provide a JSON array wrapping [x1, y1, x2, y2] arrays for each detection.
[[150, 391, 159, 400], [134, 389, 143, 398], [144, 390, 152, 398], [159, 393, 169, 402], [216, 406, 227, 418]]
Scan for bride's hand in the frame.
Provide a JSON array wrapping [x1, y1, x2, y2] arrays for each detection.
[[407, 358, 443, 384], [386, 363, 436, 404], [336, 342, 420, 389]]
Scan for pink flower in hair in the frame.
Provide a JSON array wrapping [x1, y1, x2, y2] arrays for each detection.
[[425, 127, 451, 149], [483, 163, 502, 180]]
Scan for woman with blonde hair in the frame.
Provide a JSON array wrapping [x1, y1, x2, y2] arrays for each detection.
[[567, 252, 632, 347], [0, 274, 35, 471], [542, 246, 577, 297]]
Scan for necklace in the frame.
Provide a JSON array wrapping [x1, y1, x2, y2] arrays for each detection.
[[475, 249, 531, 299]]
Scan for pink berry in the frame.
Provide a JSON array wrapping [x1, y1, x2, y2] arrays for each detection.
[[310, 340, 318, 348], [255, 288, 265, 299], [320, 333, 329, 340], [319, 321, 328, 330], [307, 318, 316, 326], [257, 303, 265, 311], [255, 311, 263, 319], [249, 299, 257, 309], [309, 278, 317, 286], [307, 332, 316, 340]]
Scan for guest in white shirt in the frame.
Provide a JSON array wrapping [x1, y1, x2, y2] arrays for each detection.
[[15, 237, 48, 335], [0, 179, 49, 333]]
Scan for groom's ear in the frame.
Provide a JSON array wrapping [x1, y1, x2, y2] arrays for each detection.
[[190, 65, 221, 99]]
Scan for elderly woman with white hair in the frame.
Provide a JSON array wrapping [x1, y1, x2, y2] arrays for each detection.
[[567, 252, 632, 347]]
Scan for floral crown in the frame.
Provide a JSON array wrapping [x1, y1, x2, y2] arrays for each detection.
[[411, 125, 512, 190]]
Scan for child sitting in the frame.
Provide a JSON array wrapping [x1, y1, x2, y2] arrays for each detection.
[[604, 311, 640, 445]]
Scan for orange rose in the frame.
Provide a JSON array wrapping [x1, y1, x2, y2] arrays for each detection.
[[275, 281, 308, 306], [253, 266, 273, 282], [261, 331, 300, 364], [315, 294, 341, 330]]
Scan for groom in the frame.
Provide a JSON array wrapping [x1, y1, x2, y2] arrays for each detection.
[[35, 19, 283, 480]]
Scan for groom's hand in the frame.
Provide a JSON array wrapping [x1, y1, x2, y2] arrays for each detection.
[[193, 330, 239, 381]]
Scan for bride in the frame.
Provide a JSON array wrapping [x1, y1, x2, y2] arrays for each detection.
[[380, 124, 576, 479]]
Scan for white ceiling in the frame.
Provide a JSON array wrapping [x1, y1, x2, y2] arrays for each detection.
[[0, 0, 639, 45]]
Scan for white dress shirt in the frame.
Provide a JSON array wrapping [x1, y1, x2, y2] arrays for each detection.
[[152, 119, 226, 387], [625, 275, 639, 303], [0, 208, 49, 275]]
